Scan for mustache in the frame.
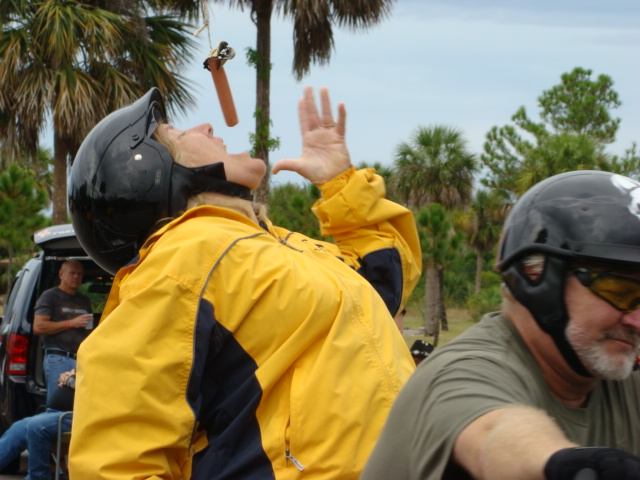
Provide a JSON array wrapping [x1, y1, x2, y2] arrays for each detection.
[[603, 330, 640, 350]]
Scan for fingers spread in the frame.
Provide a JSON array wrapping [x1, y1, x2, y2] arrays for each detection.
[[320, 87, 335, 127], [299, 86, 320, 133], [337, 102, 347, 137], [299, 86, 346, 133]]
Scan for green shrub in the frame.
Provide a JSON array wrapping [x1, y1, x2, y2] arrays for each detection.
[[466, 280, 502, 321]]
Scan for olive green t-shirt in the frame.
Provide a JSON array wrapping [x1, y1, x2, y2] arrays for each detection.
[[362, 312, 640, 480]]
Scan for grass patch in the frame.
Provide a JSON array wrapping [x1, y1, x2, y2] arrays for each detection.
[[402, 307, 476, 350]]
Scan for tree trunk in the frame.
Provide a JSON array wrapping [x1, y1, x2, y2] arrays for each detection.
[[52, 132, 70, 225], [475, 249, 483, 294], [253, 0, 273, 205], [432, 321, 440, 348], [424, 263, 439, 336], [438, 267, 448, 331]]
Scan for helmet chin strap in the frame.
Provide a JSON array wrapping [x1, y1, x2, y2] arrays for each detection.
[[169, 162, 252, 216], [502, 255, 593, 378]]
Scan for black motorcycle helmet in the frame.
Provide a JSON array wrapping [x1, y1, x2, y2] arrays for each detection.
[[69, 88, 252, 274], [495, 170, 640, 377]]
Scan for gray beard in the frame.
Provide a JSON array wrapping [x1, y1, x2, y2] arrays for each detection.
[[566, 322, 638, 380]]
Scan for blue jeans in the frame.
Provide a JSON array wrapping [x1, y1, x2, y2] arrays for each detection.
[[0, 417, 28, 471], [0, 410, 71, 480], [43, 354, 76, 404], [26, 410, 72, 480]]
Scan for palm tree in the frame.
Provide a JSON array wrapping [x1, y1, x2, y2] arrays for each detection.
[[453, 189, 506, 294], [0, 0, 198, 224], [417, 203, 462, 340], [393, 125, 476, 335], [210, 0, 396, 203], [395, 125, 477, 210]]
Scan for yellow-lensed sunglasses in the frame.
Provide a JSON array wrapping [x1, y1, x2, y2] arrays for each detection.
[[573, 268, 640, 314]]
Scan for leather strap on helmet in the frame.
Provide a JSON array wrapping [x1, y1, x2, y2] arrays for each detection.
[[169, 162, 252, 216]]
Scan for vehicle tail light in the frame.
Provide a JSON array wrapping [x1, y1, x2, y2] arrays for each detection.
[[6, 333, 28, 375]]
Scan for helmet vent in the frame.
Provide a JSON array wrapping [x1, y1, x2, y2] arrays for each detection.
[[534, 228, 548, 244]]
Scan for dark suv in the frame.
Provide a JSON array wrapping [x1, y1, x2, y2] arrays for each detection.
[[0, 224, 112, 471]]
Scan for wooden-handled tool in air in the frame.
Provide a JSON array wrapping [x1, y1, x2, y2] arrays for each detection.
[[204, 41, 238, 127]]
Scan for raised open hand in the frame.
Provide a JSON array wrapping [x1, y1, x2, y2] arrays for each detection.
[[272, 86, 351, 185]]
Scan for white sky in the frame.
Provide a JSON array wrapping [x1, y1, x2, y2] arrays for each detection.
[[172, 0, 640, 186], [49, 0, 639, 187]]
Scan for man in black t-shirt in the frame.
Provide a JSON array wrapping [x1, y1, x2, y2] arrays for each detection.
[[34, 260, 92, 402]]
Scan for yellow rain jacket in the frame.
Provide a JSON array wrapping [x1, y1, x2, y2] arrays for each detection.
[[69, 167, 421, 479]]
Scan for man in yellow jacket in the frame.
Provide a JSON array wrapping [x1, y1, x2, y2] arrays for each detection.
[[68, 86, 421, 479]]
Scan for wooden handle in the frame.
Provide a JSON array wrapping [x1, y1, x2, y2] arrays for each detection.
[[206, 57, 238, 127]]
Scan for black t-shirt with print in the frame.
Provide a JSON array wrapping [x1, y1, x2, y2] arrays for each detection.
[[34, 287, 92, 353]]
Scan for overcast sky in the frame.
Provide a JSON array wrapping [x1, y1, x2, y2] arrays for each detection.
[[137, 1, 640, 186]]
